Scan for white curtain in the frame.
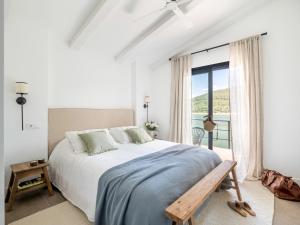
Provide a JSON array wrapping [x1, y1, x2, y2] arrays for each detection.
[[229, 35, 263, 182], [169, 55, 193, 144]]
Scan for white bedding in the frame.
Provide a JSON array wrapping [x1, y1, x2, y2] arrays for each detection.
[[48, 138, 177, 222]]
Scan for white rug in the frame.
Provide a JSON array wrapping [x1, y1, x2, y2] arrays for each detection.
[[197, 181, 274, 225], [9, 182, 274, 225], [9, 201, 92, 225]]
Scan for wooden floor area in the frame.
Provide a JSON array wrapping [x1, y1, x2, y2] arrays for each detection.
[[5, 188, 65, 225], [5, 185, 300, 225], [5, 182, 300, 225]]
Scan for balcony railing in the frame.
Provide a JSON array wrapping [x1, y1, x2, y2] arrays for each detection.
[[192, 117, 231, 149]]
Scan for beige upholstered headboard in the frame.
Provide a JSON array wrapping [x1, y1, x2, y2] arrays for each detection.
[[48, 108, 135, 156]]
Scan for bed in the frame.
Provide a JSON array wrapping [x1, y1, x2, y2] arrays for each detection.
[[48, 108, 231, 224], [49, 138, 178, 221]]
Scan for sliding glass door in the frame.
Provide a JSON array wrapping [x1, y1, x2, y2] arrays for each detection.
[[192, 62, 231, 150]]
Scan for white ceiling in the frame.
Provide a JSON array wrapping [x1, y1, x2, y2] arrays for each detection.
[[50, 0, 271, 65]]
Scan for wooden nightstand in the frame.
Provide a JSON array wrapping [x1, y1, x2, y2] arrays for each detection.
[[5, 161, 53, 211]]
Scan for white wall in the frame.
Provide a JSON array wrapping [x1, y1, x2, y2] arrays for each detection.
[[4, 0, 49, 185], [48, 35, 132, 108], [47, 0, 133, 109], [150, 63, 171, 140], [132, 62, 152, 127], [150, 0, 300, 179], [47, 10, 152, 122]]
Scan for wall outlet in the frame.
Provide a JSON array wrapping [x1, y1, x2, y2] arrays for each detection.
[[25, 123, 40, 130]]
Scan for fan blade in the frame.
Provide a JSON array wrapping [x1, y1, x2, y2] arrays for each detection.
[[134, 8, 165, 22], [172, 7, 194, 29], [177, 0, 194, 6], [124, 0, 139, 13]]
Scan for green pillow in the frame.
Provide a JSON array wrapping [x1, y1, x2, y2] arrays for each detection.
[[79, 131, 118, 155], [125, 128, 153, 144]]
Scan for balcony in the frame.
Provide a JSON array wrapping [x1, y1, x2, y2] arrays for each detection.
[[192, 115, 232, 161]]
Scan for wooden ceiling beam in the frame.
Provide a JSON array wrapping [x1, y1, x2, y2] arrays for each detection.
[[115, 12, 175, 63], [115, 0, 203, 63], [69, 0, 121, 49]]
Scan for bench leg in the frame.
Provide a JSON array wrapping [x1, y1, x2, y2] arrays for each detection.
[[231, 167, 243, 201]]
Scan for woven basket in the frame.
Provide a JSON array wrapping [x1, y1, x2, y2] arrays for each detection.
[[203, 120, 216, 132]]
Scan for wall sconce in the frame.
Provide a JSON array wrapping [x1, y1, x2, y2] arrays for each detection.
[[16, 82, 29, 130], [143, 96, 150, 122]]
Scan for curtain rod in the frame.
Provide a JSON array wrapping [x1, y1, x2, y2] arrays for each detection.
[[169, 32, 267, 61]]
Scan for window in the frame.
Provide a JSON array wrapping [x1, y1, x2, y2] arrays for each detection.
[[192, 62, 231, 150]]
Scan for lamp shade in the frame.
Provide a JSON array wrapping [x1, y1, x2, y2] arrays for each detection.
[[16, 82, 29, 94], [144, 96, 150, 103]]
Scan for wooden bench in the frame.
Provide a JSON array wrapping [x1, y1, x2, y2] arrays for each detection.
[[165, 160, 242, 225]]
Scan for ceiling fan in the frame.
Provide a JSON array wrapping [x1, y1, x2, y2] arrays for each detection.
[[126, 0, 194, 29]]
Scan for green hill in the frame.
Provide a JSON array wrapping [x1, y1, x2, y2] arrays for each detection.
[[192, 88, 230, 113]]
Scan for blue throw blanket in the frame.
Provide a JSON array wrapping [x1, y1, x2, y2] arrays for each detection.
[[95, 144, 227, 225]]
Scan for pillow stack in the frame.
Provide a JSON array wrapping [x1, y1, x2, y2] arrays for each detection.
[[66, 129, 118, 155], [65, 129, 108, 154], [65, 126, 154, 156], [79, 131, 118, 155]]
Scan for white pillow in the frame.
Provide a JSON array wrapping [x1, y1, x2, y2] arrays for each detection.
[[109, 126, 137, 144], [65, 129, 110, 153]]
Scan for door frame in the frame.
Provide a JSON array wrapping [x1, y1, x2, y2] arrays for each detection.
[[192, 61, 229, 150]]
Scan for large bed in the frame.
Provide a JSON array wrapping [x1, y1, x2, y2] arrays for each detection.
[[47, 108, 230, 224], [49, 138, 178, 221]]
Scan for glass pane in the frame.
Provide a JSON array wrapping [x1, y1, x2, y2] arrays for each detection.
[[212, 68, 231, 149], [192, 73, 209, 147]]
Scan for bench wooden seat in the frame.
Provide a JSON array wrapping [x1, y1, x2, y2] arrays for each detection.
[[165, 160, 242, 225]]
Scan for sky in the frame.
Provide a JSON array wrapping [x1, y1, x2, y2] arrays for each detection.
[[192, 68, 229, 97]]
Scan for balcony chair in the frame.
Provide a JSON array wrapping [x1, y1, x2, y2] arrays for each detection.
[[192, 127, 205, 146]]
